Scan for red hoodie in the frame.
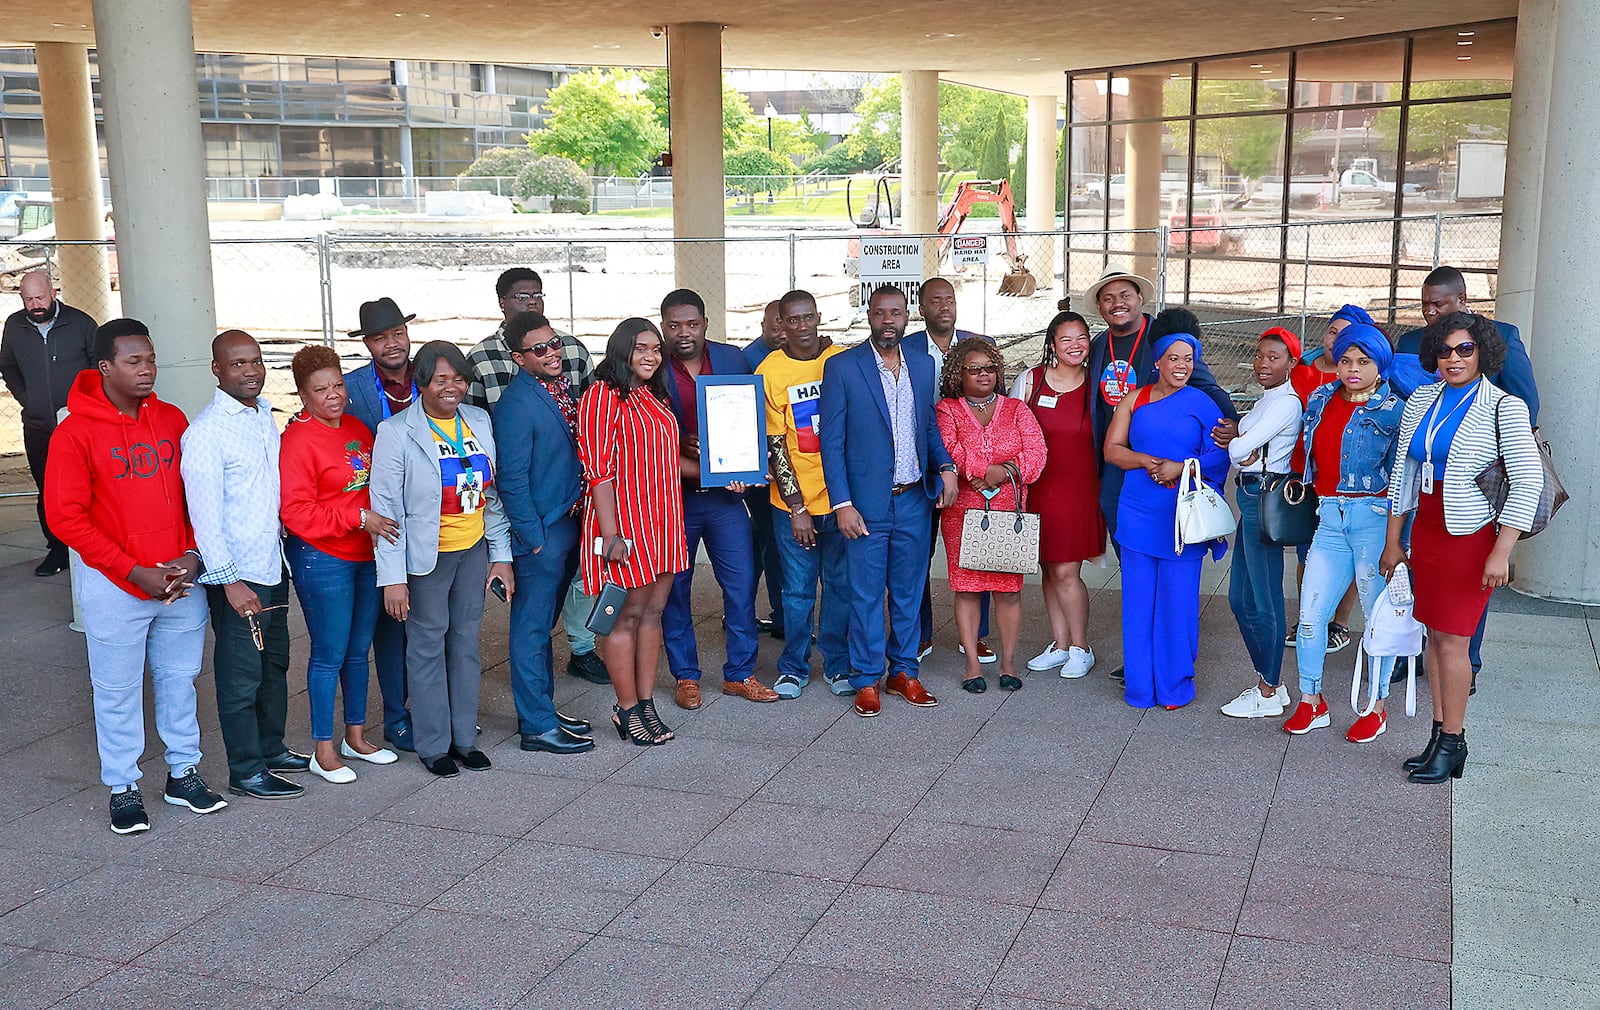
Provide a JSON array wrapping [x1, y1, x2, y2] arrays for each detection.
[[45, 370, 197, 599]]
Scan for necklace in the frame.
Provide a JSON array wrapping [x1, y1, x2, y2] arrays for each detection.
[[964, 392, 998, 409]]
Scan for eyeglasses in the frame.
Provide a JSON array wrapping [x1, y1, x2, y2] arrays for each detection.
[[1439, 341, 1477, 359], [962, 364, 999, 375], [516, 337, 563, 357], [508, 291, 545, 303], [246, 605, 290, 652]]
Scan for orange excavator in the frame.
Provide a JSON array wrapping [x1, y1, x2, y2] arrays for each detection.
[[845, 176, 1036, 297]]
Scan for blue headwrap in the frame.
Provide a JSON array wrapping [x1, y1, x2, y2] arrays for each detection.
[[1330, 304, 1375, 328], [1152, 331, 1201, 359], [1331, 322, 1394, 377]]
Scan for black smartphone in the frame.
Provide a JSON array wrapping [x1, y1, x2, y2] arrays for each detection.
[[489, 576, 508, 603]]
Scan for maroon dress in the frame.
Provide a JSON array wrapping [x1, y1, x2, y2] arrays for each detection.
[[1021, 366, 1106, 564]]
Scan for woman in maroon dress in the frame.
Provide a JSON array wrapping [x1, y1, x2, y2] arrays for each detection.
[[1011, 311, 1106, 680], [936, 339, 1048, 693]]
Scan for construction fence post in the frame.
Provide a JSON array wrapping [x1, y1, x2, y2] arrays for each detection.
[[787, 232, 797, 293], [1432, 211, 1444, 270], [566, 241, 577, 337], [317, 232, 335, 347], [1300, 225, 1312, 339], [1155, 227, 1169, 308]]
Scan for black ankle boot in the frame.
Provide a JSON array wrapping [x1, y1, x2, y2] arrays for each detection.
[[1408, 730, 1466, 784], [1403, 721, 1443, 771]]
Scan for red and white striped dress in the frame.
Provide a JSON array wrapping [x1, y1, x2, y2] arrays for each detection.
[[577, 381, 689, 592]]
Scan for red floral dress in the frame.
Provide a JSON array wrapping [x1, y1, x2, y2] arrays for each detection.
[[935, 395, 1048, 592]]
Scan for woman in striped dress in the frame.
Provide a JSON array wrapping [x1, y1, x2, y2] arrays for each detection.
[[577, 317, 689, 746]]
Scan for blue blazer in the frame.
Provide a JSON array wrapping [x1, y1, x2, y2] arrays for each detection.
[[491, 370, 582, 557], [1395, 319, 1539, 427], [819, 340, 952, 518], [662, 340, 752, 423], [344, 361, 393, 435]]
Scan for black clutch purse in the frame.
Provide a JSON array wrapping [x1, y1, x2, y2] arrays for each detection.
[[1258, 472, 1320, 547], [584, 581, 627, 636]]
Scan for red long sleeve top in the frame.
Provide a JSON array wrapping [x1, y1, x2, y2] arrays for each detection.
[[278, 411, 376, 562]]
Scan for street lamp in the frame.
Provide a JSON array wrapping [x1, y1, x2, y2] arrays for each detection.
[[763, 102, 778, 204]]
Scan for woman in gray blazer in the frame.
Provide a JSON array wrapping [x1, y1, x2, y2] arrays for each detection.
[[370, 341, 514, 778]]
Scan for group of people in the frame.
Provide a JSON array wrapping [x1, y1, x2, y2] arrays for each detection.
[[0, 257, 1543, 835]]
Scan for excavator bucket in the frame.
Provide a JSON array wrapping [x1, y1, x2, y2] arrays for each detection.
[[997, 256, 1037, 297]]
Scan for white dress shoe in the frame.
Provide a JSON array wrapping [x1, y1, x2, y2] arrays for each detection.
[[341, 740, 398, 765], [1220, 682, 1288, 719], [310, 752, 357, 784], [1027, 642, 1070, 671], [1060, 646, 1095, 679]]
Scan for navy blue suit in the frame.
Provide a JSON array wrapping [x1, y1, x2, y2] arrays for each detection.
[[820, 341, 953, 688], [493, 370, 583, 736], [662, 340, 762, 683]]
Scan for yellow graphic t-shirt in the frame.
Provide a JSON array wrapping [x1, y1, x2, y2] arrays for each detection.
[[427, 414, 492, 553], [757, 344, 842, 514]]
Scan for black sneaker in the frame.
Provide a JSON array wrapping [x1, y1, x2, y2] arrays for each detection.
[[566, 651, 611, 685], [34, 546, 68, 578], [163, 768, 229, 814], [448, 746, 492, 771], [109, 788, 150, 835]]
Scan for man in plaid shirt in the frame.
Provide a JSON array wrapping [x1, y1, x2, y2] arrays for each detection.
[[466, 267, 594, 409]]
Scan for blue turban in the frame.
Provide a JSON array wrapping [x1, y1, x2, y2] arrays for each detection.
[[1331, 304, 1375, 328], [1152, 331, 1202, 359], [1331, 322, 1394, 377]]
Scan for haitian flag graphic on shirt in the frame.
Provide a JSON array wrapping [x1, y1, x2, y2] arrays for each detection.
[[433, 430, 492, 514], [788, 379, 824, 454]]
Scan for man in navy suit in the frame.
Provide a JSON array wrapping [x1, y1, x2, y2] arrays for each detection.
[[660, 289, 778, 710], [492, 312, 596, 754], [820, 285, 959, 718], [343, 297, 416, 752]]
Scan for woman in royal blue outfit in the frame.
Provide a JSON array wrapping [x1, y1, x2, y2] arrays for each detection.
[[1104, 330, 1231, 709]]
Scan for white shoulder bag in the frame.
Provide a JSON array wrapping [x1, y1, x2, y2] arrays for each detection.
[[1350, 564, 1425, 717], [1173, 457, 1236, 555]]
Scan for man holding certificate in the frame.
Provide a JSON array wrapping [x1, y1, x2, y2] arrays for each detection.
[[659, 289, 778, 709]]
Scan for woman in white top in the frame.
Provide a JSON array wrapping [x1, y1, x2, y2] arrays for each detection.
[[1219, 329, 1306, 719]]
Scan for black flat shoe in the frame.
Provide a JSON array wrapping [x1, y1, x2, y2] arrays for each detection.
[[227, 770, 305, 799], [264, 749, 312, 773], [998, 674, 1023, 691], [448, 747, 492, 771], [961, 676, 988, 694], [421, 754, 459, 778], [521, 727, 595, 754], [556, 711, 592, 735]]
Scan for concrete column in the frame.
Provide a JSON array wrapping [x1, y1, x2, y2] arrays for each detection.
[[91, 0, 217, 415], [901, 70, 940, 277], [1025, 94, 1059, 286], [1517, 0, 1597, 603], [35, 42, 113, 324], [1495, 0, 1558, 344], [1123, 75, 1164, 281], [668, 23, 727, 331]]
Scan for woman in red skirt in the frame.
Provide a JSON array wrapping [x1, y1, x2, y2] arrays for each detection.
[[1381, 312, 1544, 783]]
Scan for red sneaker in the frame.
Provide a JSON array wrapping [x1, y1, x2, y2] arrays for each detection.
[[1346, 710, 1387, 743], [1283, 698, 1331, 735]]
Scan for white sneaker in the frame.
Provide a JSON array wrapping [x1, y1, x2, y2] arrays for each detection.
[[1061, 646, 1095, 679], [1027, 642, 1070, 671], [1220, 682, 1288, 719]]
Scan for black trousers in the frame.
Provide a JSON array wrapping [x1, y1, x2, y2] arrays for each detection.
[[206, 573, 290, 780], [23, 424, 61, 550]]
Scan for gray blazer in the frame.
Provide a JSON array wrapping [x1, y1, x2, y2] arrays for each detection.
[[370, 401, 512, 586]]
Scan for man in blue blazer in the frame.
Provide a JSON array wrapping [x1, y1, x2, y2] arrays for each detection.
[[492, 312, 596, 755], [343, 297, 417, 752], [659, 289, 778, 710], [820, 285, 959, 718]]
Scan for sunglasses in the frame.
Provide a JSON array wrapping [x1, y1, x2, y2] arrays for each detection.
[[246, 605, 290, 652], [516, 337, 563, 357], [963, 364, 1000, 375], [508, 291, 545, 303], [1439, 341, 1477, 359]]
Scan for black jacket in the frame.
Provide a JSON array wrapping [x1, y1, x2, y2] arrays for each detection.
[[1, 302, 98, 430], [1086, 312, 1239, 463]]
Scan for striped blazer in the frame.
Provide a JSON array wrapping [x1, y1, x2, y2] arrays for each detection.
[[1387, 377, 1543, 536]]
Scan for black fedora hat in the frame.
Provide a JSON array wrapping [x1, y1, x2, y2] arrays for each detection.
[[348, 297, 416, 338]]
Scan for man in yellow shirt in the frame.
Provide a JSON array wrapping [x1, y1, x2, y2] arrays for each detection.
[[758, 290, 850, 698]]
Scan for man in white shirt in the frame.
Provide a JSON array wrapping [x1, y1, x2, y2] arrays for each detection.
[[181, 331, 308, 800]]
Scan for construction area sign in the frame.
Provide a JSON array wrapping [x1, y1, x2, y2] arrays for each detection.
[[856, 238, 926, 308], [952, 235, 988, 266]]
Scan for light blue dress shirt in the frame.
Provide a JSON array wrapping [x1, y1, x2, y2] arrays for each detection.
[[180, 388, 283, 586]]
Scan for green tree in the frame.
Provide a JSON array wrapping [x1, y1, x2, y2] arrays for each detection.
[[528, 70, 666, 177], [457, 147, 533, 192], [844, 76, 1025, 173], [724, 146, 793, 212], [1372, 84, 1508, 170], [800, 139, 884, 176], [976, 104, 1011, 181], [642, 68, 758, 151], [514, 154, 591, 213]]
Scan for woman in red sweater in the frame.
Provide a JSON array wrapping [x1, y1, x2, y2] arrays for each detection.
[[280, 345, 402, 782]]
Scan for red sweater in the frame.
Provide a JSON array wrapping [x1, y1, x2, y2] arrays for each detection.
[[279, 411, 376, 562], [44, 371, 196, 599]]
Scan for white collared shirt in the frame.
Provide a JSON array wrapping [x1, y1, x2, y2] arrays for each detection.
[[180, 388, 283, 586], [1229, 380, 1302, 474]]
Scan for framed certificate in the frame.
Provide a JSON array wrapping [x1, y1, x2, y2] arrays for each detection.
[[695, 374, 768, 487]]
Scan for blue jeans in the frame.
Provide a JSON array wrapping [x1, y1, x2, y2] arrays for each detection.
[[1228, 480, 1287, 687], [773, 509, 850, 685], [286, 537, 379, 741], [664, 490, 760, 682], [73, 558, 208, 788], [844, 490, 933, 689], [748, 488, 786, 629], [510, 516, 580, 736], [1297, 497, 1395, 697]]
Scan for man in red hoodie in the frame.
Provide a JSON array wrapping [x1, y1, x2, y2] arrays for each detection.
[[45, 319, 228, 835]]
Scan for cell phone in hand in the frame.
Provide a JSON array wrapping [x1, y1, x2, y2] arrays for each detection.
[[489, 576, 508, 603]]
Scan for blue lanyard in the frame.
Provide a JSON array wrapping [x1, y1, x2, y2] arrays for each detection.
[[375, 368, 418, 420], [426, 412, 476, 483]]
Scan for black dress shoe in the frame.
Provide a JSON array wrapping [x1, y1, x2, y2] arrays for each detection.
[[385, 722, 416, 753], [521, 727, 596, 754], [556, 711, 592, 735], [448, 746, 492, 771], [227, 770, 305, 799], [421, 754, 459, 778], [566, 651, 611, 685], [264, 749, 312, 773], [756, 617, 773, 633], [34, 547, 67, 578]]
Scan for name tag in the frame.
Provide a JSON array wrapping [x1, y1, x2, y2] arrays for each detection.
[[1420, 468, 1434, 496], [1037, 395, 1059, 409]]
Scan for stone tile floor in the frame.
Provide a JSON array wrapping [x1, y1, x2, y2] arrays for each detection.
[[0, 498, 1593, 1009]]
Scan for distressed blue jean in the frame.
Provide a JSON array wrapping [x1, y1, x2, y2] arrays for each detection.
[[1296, 497, 1396, 698]]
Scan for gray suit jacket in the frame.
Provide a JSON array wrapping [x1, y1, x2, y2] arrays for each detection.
[[370, 401, 511, 586]]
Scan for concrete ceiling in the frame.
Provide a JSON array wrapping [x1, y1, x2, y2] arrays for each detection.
[[4, 0, 1516, 94]]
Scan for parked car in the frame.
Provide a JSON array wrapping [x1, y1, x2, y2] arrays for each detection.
[[1337, 168, 1422, 206]]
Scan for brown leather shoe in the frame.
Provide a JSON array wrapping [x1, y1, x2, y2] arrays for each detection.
[[674, 679, 702, 710], [885, 672, 938, 707], [853, 684, 881, 718], [960, 640, 998, 664], [721, 677, 779, 702]]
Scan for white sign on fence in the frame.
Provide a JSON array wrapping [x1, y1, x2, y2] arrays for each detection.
[[952, 235, 988, 266], [856, 237, 925, 308]]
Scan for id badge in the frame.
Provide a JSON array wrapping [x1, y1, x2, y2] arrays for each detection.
[[1420, 467, 1434, 496], [458, 473, 484, 514], [1037, 395, 1059, 409]]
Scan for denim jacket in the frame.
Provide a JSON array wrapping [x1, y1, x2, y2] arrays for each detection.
[[1300, 381, 1406, 496]]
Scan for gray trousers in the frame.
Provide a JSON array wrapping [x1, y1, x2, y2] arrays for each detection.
[[405, 540, 488, 761]]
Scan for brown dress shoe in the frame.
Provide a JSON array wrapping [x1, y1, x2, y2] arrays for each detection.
[[722, 677, 779, 702], [853, 684, 881, 718], [674, 679, 702, 710], [885, 672, 938, 707]]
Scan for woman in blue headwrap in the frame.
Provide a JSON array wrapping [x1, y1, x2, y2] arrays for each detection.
[[1103, 329, 1230, 709], [1283, 322, 1408, 741]]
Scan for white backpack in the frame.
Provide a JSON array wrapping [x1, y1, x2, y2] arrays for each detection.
[[1350, 564, 1425, 718]]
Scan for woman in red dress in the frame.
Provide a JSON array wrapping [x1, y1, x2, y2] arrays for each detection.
[[935, 338, 1048, 693], [1011, 311, 1106, 680], [576, 317, 689, 746]]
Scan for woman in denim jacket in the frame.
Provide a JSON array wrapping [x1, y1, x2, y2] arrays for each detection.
[[1283, 323, 1408, 743]]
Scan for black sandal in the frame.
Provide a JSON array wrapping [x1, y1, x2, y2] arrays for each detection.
[[638, 697, 675, 744], [998, 674, 1023, 691], [612, 704, 655, 747], [961, 676, 988, 694]]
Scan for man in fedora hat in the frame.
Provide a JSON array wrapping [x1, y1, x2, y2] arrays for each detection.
[[343, 297, 416, 753]]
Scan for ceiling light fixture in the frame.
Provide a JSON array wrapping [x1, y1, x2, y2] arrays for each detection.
[[592, 43, 621, 49], [1457, 55, 1472, 61], [925, 32, 958, 38], [1458, 30, 1476, 37], [1457, 40, 1472, 46]]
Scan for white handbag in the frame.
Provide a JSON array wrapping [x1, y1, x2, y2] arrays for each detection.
[[1349, 564, 1425, 718], [1173, 457, 1236, 555], [959, 473, 1041, 575]]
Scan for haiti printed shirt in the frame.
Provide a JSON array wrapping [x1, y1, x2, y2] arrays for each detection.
[[757, 344, 841, 514], [429, 413, 493, 553]]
